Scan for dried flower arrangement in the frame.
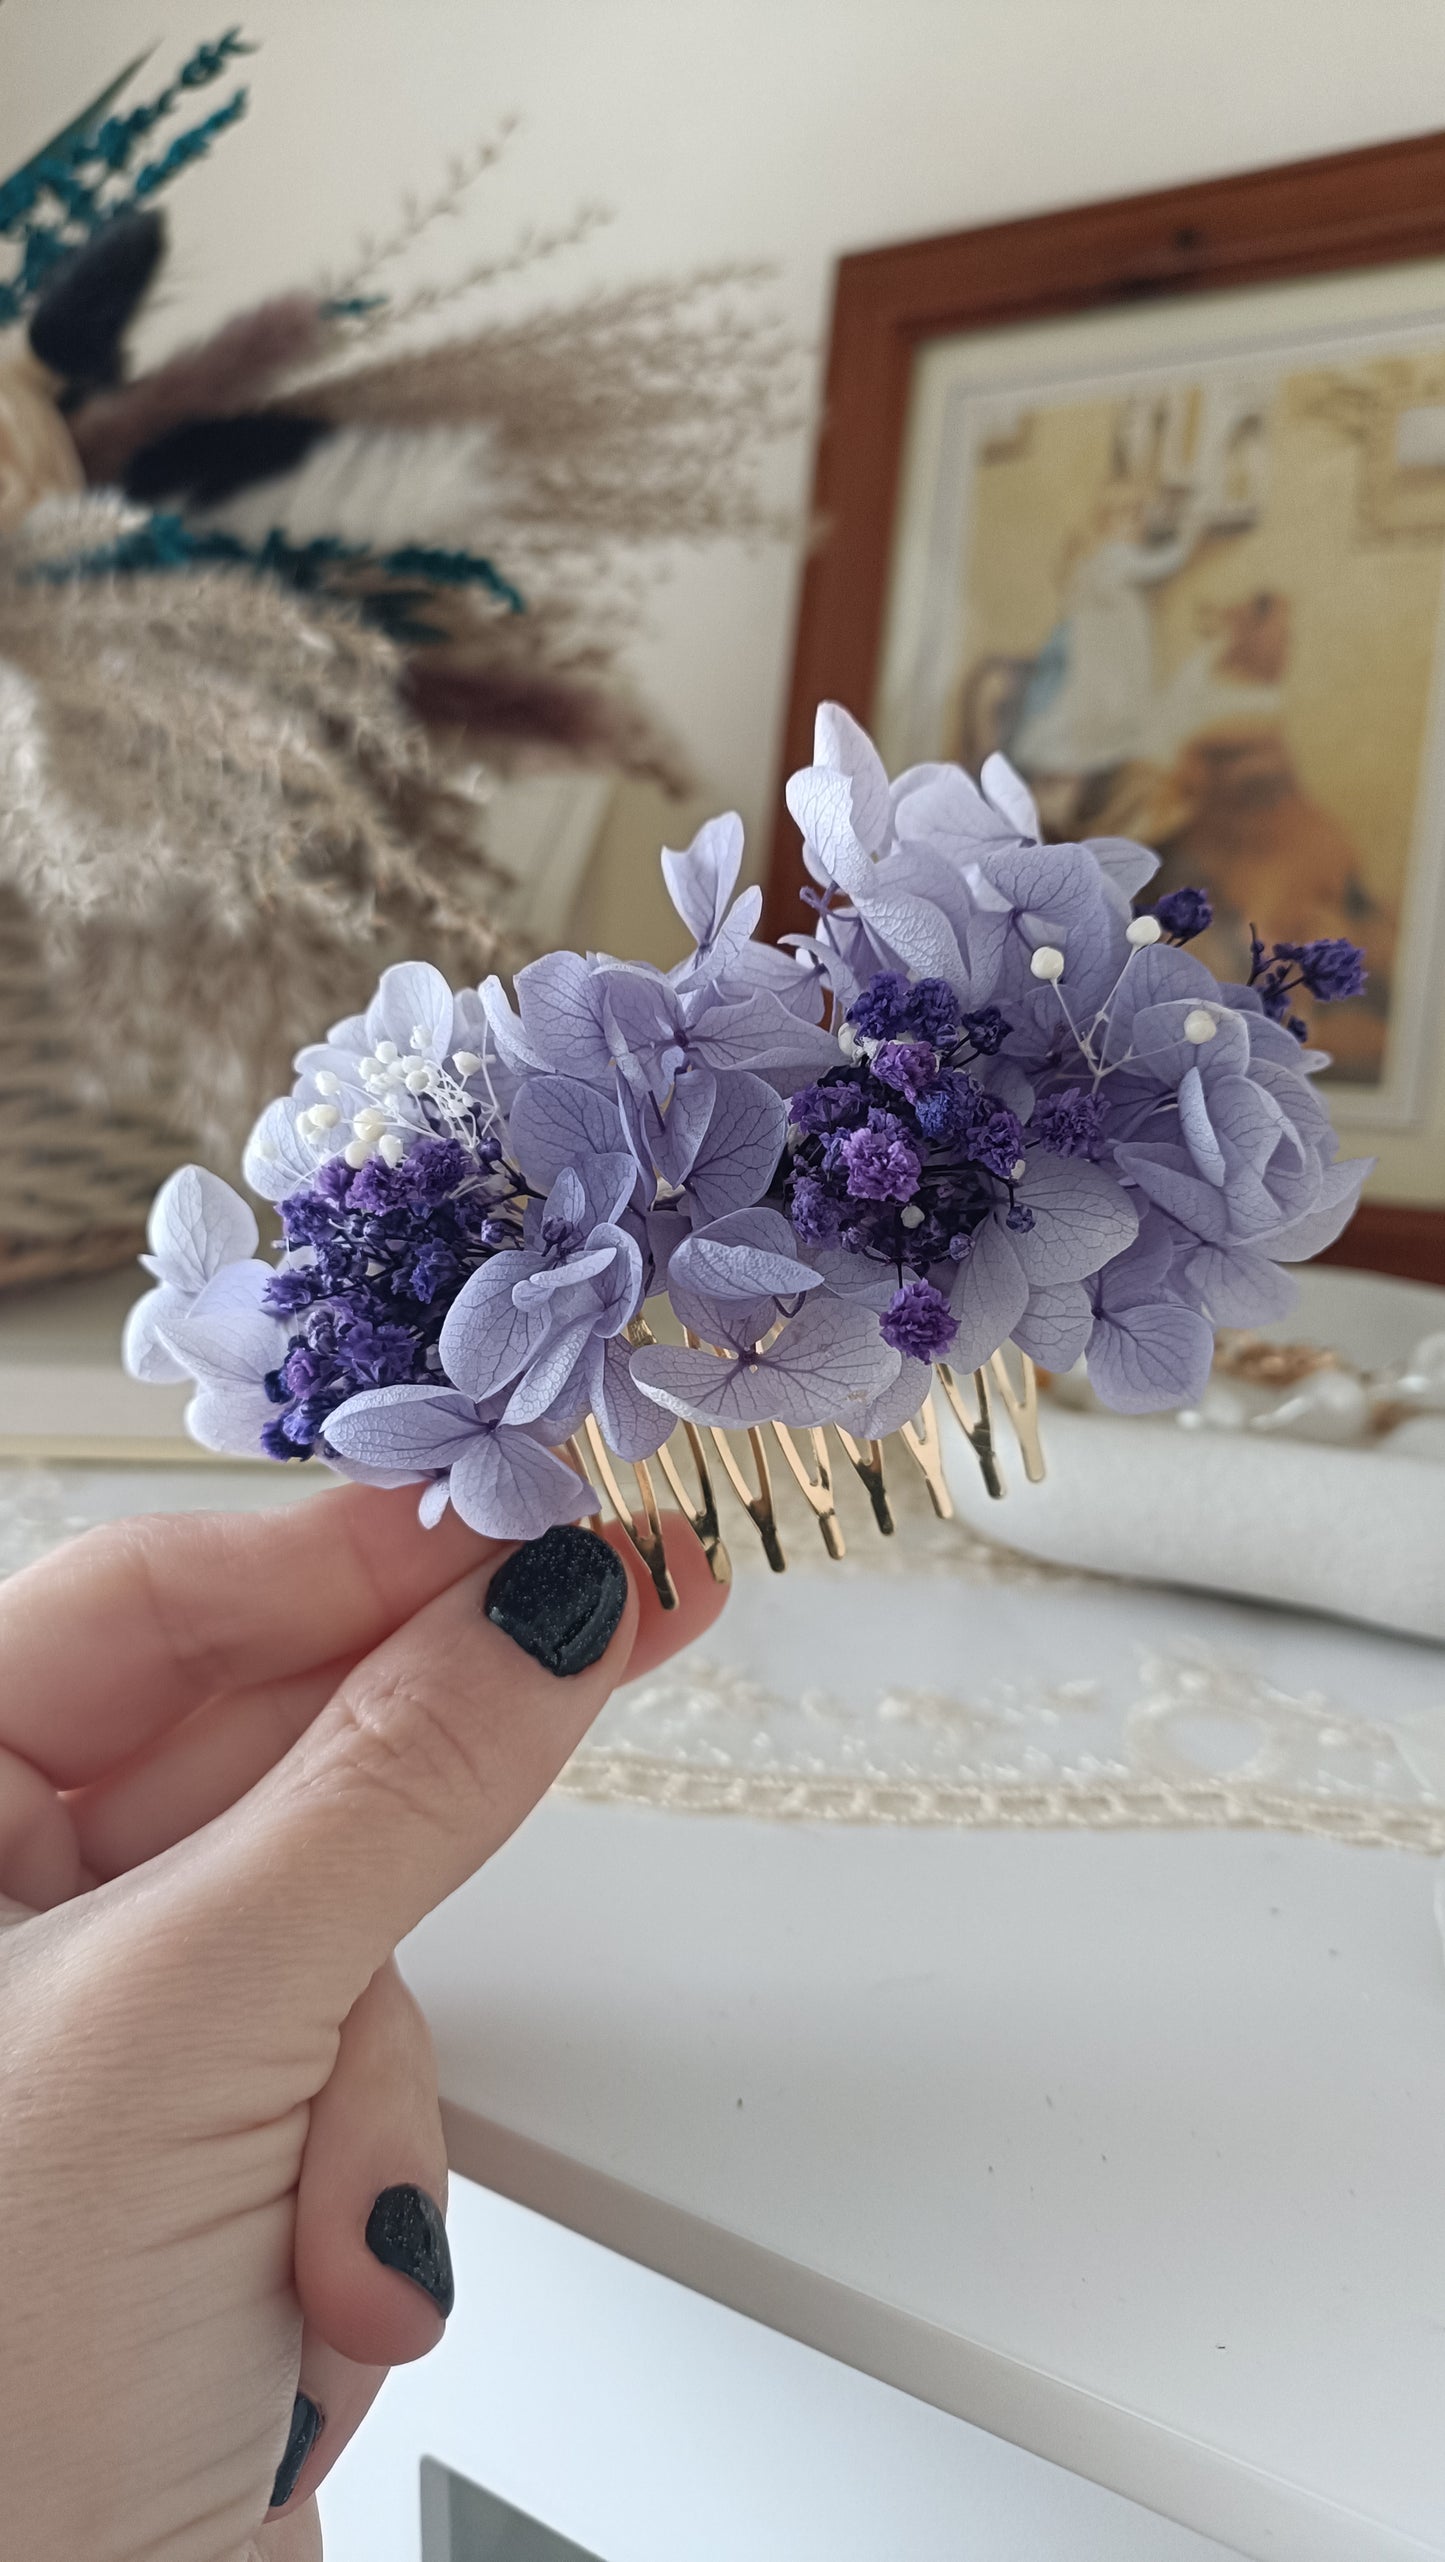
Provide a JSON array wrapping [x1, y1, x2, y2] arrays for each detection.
[[0, 32, 797, 1283], [127, 706, 1370, 1598]]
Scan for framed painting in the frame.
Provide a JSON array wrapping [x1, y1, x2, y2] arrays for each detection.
[[766, 132, 1445, 1282]]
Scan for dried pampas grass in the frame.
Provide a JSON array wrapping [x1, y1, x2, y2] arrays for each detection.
[[0, 496, 517, 1170]]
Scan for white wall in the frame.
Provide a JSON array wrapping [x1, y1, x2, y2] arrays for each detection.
[[6, 0, 1445, 877]]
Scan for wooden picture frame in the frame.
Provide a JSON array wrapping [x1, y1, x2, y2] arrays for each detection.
[[765, 131, 1445, 1285]]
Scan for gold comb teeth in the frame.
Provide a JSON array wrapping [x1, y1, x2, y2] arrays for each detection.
[[564, 1342, 1045, 1609]]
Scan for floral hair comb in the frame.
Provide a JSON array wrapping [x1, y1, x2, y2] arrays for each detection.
[[125, 704, 1370, 1604]]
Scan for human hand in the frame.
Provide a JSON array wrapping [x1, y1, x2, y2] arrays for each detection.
[[0, 1487, 725, 2562]]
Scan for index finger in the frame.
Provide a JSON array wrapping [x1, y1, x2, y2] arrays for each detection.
[[0, 1483, 495, 1786]]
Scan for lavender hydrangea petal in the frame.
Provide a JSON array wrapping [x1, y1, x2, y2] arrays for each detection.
[[662, 811, 744, 946], [448, 1428, 594, 1541], [157, 1260, 288, 1387], [646, 1070, 717, 1188], [440, 1258, 552, 1400], [512, 1242, 621, 1307], [1012, 1281, 1094, 1371], [1181, 1244, 1298, 1328], [418, 1479, 453, 1527], [851, 1355, 933, 1439], [675, 882, 764, 993], [1176, 1065, 1228, 1185], [477, 973, 551, 1075], [784, 764, 879, 899], [1115, 1144, 1230, 1245], [1085, 1298, 1216, 1414], [979, 752, 1041, 842], [323, 1385, 482, 1474], [597, 965, 686, 1096], [1005, 1153, 1139, 1285], [891, 763, 1015, 855], [1082, 836, 1161, 902], [946, 1219, 1030, 1371], [578, 1155, 643, 1234], [852, 892, 969, 992], [680, 987, 838, 1088], [1100, 953, 1225, 1064], [684, 1074, 787, 1220], [586, 1223, 646, 1331], [501, 1317, 597, 1425], [632, 1292, 895, 1429], [366, 960, 454, 1061], [508, 1076, 632, 1196], [590, 1335, 674, 1460], [670, 1209, 822, 1307], [795, 1246, 899, 1311], [1262, 1156, 1372, 1262], [515, 950, 615, 1084], [813, 702, 894, 850], [714, 934, 829, 1022]]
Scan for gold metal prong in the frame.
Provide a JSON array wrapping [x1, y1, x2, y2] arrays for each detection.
[[894, 1396, 953, 1519], [987, 1347, 1045, 1482], [936, 1362, 1006, 1499], [770, 1422, 846, 1558], [831, 1427, 896, 1534], [707, 1422, 787, 1572], [654, 1422, 732, 1587], [564, 1435, 606, 1534], [580, 1416, 678, 1607]]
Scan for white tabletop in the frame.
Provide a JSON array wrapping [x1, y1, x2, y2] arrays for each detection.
[[404, 1801, 1445, 2562]]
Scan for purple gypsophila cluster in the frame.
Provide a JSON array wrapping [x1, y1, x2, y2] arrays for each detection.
[[1247, 930, 1370, 1043], [127, 703, 1372, 1532]]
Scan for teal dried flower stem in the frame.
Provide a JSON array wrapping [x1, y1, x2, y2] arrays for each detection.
[[28, 511, 526, 641], [0, 32, 254, 329]]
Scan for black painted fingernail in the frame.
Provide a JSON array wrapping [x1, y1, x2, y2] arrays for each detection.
[[366, 2182, 455, 2317], [485, 1523, 627, 1678], [269, 2392, 322, 2511]]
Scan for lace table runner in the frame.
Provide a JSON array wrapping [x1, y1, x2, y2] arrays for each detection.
[[5, 1456, 1444, 1853]]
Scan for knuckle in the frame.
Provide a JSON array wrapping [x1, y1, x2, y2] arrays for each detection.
[[325, 1654, 499, 1831]]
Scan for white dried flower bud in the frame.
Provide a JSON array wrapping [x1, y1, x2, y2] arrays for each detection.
[[1126, 915, 1162, 947], [1183, 1008, 1219, 1045], [452, 1051, 484, 1076], [1030, 945, 1065, 982], [378, 1134, 407, 1167]]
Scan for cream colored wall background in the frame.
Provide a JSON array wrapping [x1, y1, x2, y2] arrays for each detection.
[[7, 0, 1445, 875]]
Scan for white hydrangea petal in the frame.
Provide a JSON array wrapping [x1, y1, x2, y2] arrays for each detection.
[[146, 1165, 258, 1291], [122, 1286, 191, 1384]]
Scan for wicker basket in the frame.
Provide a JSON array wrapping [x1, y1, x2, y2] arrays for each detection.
[[0, 887, 187, 1294]]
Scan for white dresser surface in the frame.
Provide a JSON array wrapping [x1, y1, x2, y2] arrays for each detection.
[[403, 1807, 1445, 2562]]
